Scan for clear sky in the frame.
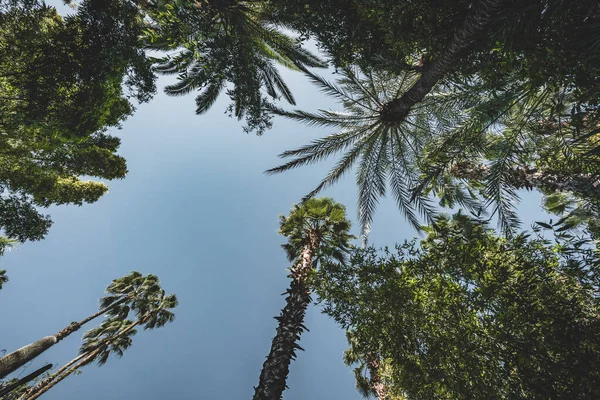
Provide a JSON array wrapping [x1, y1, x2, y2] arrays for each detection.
[[0, 3, 552, 399]]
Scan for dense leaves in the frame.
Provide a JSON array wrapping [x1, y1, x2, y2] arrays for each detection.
[[0, 0, 155, 245], [145, 0, 325, 134], [315, 214, 600, 399]]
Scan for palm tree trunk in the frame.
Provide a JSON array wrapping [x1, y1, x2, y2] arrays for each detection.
[[253, 233, 319, 400], [0, 297, 128, 379], [19, 318, 143, 400], [0, 337, 57, 379], [449, 162, 600, 200], [381, 0, 504, 123], [22, 350, 100, 400], [0, 363, 52, 398]]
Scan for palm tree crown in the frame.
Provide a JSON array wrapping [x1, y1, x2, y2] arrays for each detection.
[[267, 68, 474, 240], [147, 0, 325, 134]]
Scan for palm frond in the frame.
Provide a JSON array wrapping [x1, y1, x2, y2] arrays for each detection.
[[195, 80, 225, 114]]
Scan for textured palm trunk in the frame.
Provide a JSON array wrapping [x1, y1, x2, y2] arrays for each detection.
[[24, 350, 100, 400], [20, 318, 143, 400], [0, 337, 57, 380], [0, 297, 128, 379], [253, 232, 319, 400], [450, 161, 600, 200], [380, 0, 504, 123]]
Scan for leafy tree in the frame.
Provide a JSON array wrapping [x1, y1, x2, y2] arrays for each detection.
[[21, 288, 177, 400], [0, 0, 156, 244], [342, 330, 404, 400], [0, 272, 163, 379], [145, 0, 325, 134], [253, 198, 353, 400], [315, 214, 600, 399]]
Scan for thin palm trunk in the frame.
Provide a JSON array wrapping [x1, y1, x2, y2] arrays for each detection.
[[253, 232, 319, 400], [0, 364, 52, 398], [25, 350, 100, 400], [381, 0, 504, 122], [0, 297, 128, 379], [19, 319, 142, 400]]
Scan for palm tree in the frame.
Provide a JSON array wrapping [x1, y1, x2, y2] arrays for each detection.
[[266, 67, 482, 241], [20, 289, 177, 400], [146, 0, 325, 134], [265, 0, 509, 238], [0, 272, 159, 379], [253, 197, 353, 400], [19, 318, 137, 400]]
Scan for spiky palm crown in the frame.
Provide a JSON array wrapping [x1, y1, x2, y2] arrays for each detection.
[[80, 318, 136, 366], [147, 0, 325, 134], [267, 67, 484, 239], [268, 65, 600, 236], [278, 197, 354, 267], [98, 271, 177, 328]]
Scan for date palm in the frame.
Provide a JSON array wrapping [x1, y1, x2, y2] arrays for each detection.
[[0, 272, 161, 379], [146, 0, 325, 134], [253, 197, 353, 400], [266, 0, 506, 239]]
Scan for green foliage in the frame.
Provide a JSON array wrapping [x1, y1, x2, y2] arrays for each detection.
[[315, 214, 600, 399], [267, 67, 482, 238], [145, 0, 325, 134], [0, 270, 7, 291], [278, 197, 354, 265], [0, 0, 156, 244]]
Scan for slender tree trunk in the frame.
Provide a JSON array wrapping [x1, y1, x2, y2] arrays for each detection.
[[253, 232, 320, 400], [0, 297, 128, 379], [19, 318, 143, 400], [367, 358, 387, 400], [0, 364, 52, 397], [0, 337, 57, 380], [380, 0, 504, 123], [449, 161, 600, 200], [24, 350, 100, 400]]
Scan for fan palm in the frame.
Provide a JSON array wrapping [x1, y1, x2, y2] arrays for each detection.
[[146, 0, 325, 134], [253, 198, 353, 400], [0, 272, 161, 379], [20, 289, 177, 400]]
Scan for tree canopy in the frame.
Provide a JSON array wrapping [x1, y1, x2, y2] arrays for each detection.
[[315, 214, 600, 399], [0, 0, 156, 244]]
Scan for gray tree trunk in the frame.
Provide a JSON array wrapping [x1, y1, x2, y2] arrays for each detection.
[[0, 337, 56, 379]]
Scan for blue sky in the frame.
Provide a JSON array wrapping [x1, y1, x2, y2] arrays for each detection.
[[0, 3, 552, 399]]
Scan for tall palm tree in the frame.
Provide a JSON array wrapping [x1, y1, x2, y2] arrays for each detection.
[[265, 0, 508, 238], [253, 197, 353, 400], [20, 289, 177, 400], [146, 0, 326, 134], [0, 272, 160, 379]]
